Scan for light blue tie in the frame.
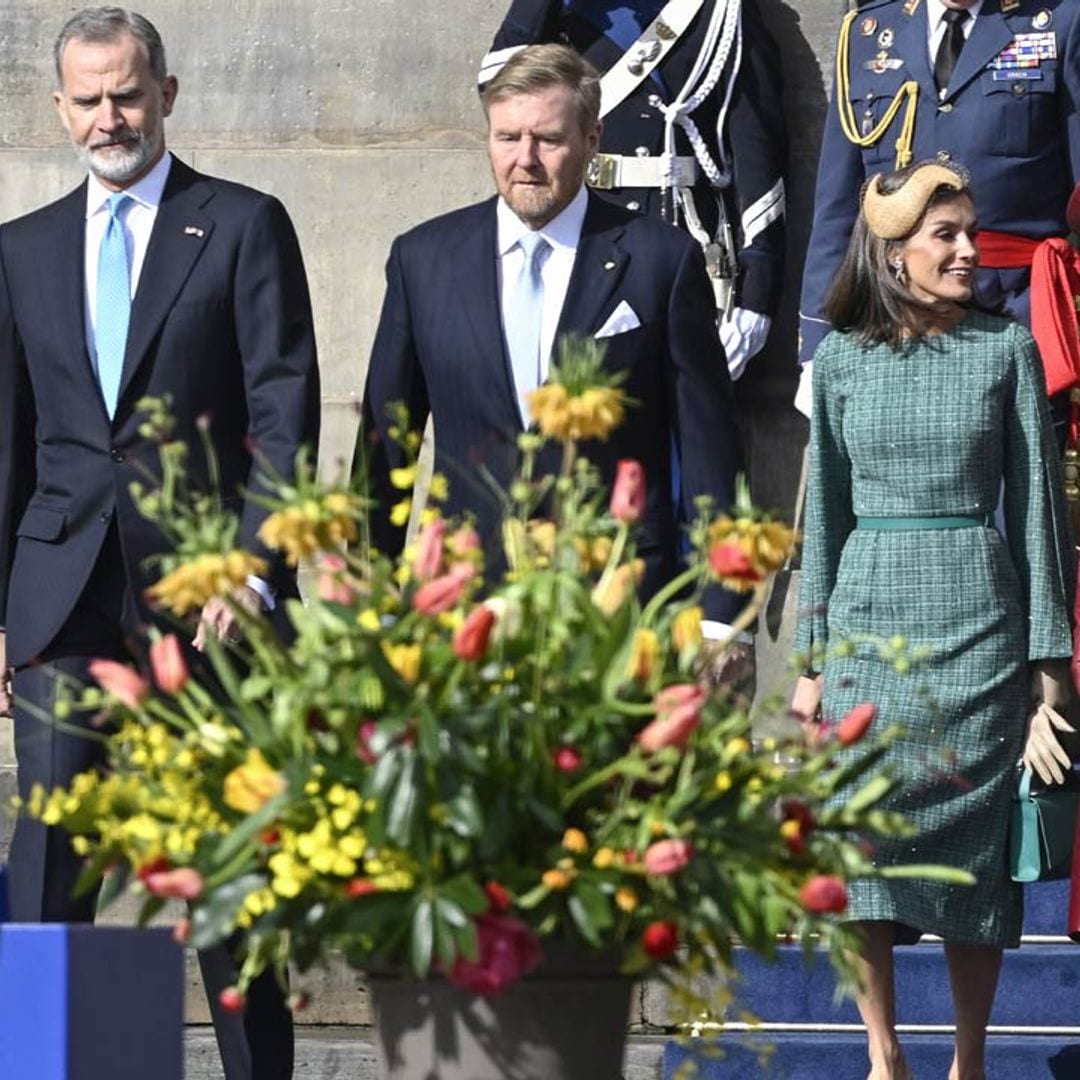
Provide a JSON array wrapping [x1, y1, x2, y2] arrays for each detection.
[[96, 192, 132, 419], [505, 231, 550, 425]]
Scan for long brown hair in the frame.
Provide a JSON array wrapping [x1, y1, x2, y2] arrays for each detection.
[[823, 161, 975, 347]]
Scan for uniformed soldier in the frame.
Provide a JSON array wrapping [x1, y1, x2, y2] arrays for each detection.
[[798, 0, 1080, 413], [479, 0, 788, 380]]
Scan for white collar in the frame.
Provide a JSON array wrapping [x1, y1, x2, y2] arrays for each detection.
[[496, 184, 589, 256], [85, 150, 173, 219], [927, 0, 985, 32]]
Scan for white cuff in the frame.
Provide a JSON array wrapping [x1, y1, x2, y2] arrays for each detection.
[[701, 619, 753, 645], [720, 309, 771, 381], [246, 575, 275, 612], [794, 360, 814, 419]]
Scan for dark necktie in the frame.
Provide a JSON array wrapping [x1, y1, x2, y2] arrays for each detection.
[[934, 9, 969, 95]]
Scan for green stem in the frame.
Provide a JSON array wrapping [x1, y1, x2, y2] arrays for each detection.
[[639, 565, 703, 628]]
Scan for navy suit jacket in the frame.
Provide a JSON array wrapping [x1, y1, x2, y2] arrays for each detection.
[[799, 0, 1080, 363], [359, 191, 744, 621], [0, 155, 320, 667]]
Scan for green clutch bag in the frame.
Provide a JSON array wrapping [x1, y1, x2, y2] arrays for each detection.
[[1009, 766, 1079, 883]]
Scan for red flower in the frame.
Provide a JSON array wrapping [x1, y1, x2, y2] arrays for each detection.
[[356, 720, 378, 765], [610, 459, 646, 524], [137, 857, 172, 882], [346, 878, 380, 898], [413, 569, 468, 615], [799, 875, 848, 914], [643, 838, 693, 877], [837, 703, 876, 746], [88, 658, 150, 711], [484, 881, 511, 914], [447, 914, 541, 996], [412, 519, 446, 583], [448, 524, 481, 560], [143, 867, 205, 901], [453, 605, 496, 661], [642, 920, 678, 960], [172, 918, 191, 945], [638, 684, 707, 753], [708, 543, 763, 584], [219, 987, 246, 1013], [287, 991, 311, 1013], [149, 634, 188, 695], [316, 553, 356, 605], [781, 800, 816, 856], [552, 746, 583, 773]]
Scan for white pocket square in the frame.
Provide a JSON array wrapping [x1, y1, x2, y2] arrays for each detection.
[[594, 300, 641, 339]]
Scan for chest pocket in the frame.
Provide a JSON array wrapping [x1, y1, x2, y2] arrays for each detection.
[[850, 76, 910, 166], [977, 67, 1058, 157]]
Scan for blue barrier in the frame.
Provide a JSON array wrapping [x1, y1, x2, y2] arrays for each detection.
[[0, 925, 183, 1080]]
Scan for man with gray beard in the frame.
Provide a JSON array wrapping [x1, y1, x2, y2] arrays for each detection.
[[0, 7, 319, 1078]]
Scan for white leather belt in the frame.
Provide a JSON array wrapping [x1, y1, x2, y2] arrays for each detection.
[[586, 153, 699, 190]]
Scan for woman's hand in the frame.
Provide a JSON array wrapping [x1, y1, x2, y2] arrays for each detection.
[[791, 674, 823, 725], [1022, 660, 1075, 785]]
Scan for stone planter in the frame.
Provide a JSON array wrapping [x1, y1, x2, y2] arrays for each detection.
[[366, 947, 634, 1079], [0, 925, 183, 1080]]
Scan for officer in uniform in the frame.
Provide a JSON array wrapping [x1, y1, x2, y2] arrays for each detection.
[[798, 0, 1080, 411], [480, 0, 788, 380]]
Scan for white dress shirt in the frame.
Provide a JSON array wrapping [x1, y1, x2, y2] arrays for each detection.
[[83, 151, 172, 364], [496, 184, 589, 383], [926, 0, 984, 67]]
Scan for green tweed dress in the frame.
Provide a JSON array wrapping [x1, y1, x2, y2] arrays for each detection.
[[795, 312, 1074, 946]]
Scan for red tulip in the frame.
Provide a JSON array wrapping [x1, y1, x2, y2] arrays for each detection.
[[413, 569, 468, 615], [219, 987, 246, 1013], [781, 800, 816, 856], [708, 543, 763, 584], [356, 720, 378, 765], [137, 857, 172, 882], [643, 838, 693, 876], [611, 459, 646, 524], [453, 605, 496, 661], [412, 519, 446, 583], [642, 920, 678, 960], [799, 875, 848, 914], [837, 703, 876, 746], [484, 880, 511, 914], [552, 746, 583, 773], [88, 658, 150, 711], [447, 913, 541, 996], [149, 634, 188, 695], [316, 553, 356, 605], [448, 524, 481, 559], [143, 867, 205, 901], [638, 684, 707, 753], [346, 878, 380, 897]]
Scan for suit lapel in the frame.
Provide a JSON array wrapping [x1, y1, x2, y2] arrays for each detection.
[[555, 194, 629, 349], [895, 4, 936, 98], [118, 157, 214, 404], [457, 200, 522, 424], [945, 0, 1011, 101]]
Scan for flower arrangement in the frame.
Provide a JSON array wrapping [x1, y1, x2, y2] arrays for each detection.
[[19, 338, 969, 1012]]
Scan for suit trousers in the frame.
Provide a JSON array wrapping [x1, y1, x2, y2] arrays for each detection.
[[8, 524, 293, 1080]]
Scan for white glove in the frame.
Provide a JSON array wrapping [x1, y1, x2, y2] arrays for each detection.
[[720, 308, 771, 381], [794, 360, 814, 419]]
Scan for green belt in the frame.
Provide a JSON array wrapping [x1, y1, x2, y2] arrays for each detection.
[[856, 514, 993, 531]]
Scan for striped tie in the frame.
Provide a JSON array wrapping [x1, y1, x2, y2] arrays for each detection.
[[505, 231, 550, 426], [95, 192, 132, 419]]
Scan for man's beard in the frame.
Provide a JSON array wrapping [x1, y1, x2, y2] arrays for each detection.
[[505, 184, 557, 228], [75, 129, 159, 185]]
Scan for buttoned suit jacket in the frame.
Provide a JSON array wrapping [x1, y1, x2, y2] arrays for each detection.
[[0, 155, 321, 667], [799, 0, 1080, 363], [359, 191, 744, 622], [483, 0, 788, 316]]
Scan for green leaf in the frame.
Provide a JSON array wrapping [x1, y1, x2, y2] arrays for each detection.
[[136, 896, 167, 928], [841, 774, 894, 815], [410, 897, 434, 976], [568, 891, 602, 947], [387, 757, 420, 846], [567, 879, 612, 948], [78, 852, 124, 903], [446, 785, 483, 839], [210, 790, 289, 868], [878, 864, 975, 885], [439, 874, 488, 916], [189, 872, 265, 949]]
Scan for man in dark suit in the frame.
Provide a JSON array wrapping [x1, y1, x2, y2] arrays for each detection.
[[0, 8, 319, 1078], [359, 43, 744, 631]]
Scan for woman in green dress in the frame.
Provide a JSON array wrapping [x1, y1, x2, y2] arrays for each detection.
[[792, 161, 1075, 1080]]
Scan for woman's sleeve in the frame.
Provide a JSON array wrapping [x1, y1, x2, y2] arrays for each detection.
[[793, 339, 856, 666], [1002, 325, 1075, 661]]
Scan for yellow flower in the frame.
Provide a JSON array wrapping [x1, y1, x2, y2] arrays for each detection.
[[223, 748, 286, 814], [706, 515, 799, 588], [591, 559, 645, 616], [593, 847, 616, 869], [543, 868, 572, 891], [672, 606, 703, 653], [390, 465, 418, 491], [357, 608, 380, 632], [382, 642, 421, 685], [714, 770, 733, 794], [562, 828, 588, 853], [528, 383, 626, 442], [528, 520, 557, 560], [147, 550, 269, 616], [390, 499, 412, 527], [615, 887, 639, 913], [724, 737, 751, 762], [428, 473, 449, 502], [626, 628, 660, 683]]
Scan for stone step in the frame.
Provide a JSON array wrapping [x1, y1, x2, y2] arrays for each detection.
[[663, 1031, 1080, 1079]]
